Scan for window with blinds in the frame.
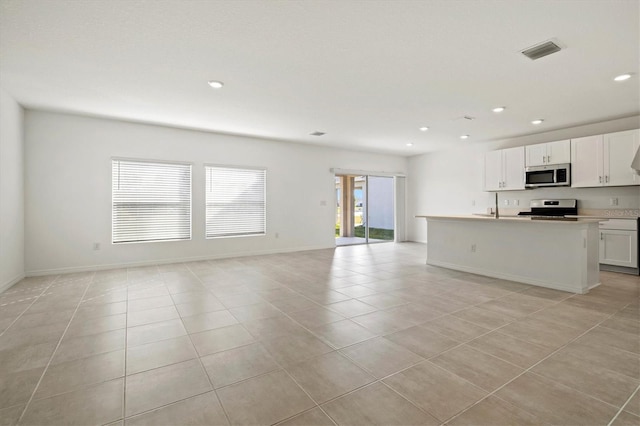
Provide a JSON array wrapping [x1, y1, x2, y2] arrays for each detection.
[[112, 159, 192, 243], [206, 166, 266, 238]]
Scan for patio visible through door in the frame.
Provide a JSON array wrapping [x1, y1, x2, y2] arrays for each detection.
[[335, 174, 394, 246]]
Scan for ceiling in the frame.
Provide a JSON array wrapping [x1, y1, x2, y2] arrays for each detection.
[[1, 0, 638, 156]]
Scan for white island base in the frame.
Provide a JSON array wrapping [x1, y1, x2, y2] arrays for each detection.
[[418, 216, 602, 294]]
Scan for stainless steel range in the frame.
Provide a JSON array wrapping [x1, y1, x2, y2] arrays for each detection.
[[517, 199, 578, 220]]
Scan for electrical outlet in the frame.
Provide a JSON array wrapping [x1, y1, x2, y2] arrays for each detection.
[[93, 243, 100, 250], [513, 200, 519, 206], [471, 200, 476, 206], [610, 198, 618, 206], [471, 244, 476, 253], [504, 199, 510, 206], [275, 232, 279, 238]]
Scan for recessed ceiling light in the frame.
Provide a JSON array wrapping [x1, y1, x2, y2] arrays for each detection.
[[406, 142, 414, 147], [460, 135, 470, 139], [419, 126, 429, 132], [614, 74, 632, 82], [531, 119, 544, 125], [207, 80, 224, 89], [492, 107, 506, 113]]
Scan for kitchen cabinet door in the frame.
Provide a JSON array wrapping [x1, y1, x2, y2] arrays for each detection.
[[571, 135, 604, 187], [547, 140, 571, 164], [502, 147, 525, 190], [484, 150, 502, 191], [600, 229, 638, 268], [605, 129, 640, 186], [525, 144, 547, 167]]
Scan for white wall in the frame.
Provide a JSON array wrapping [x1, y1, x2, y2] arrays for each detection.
[[0, 88, 25, 290], [408, 116, 640, 242], [24, 111, 407, 275]]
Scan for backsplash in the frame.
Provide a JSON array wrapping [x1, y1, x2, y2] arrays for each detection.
[[581, 209, 640, 217], [486, 185, 640, 212]]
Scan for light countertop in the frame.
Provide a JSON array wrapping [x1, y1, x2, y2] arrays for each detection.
[[415, 215, 604, 224], [566, 215, 639, 220]]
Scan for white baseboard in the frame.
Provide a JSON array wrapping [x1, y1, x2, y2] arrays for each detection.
[[25, 244, 336, 277], [426, 259, 593, 294], [0, 273, 26, 294]]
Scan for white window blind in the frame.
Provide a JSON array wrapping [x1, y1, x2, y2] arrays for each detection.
[[112, 159, 192, 243], [206, 166, 266, 238]]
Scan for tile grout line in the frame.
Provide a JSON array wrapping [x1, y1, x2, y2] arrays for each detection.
[[209, 269, 345, 425], [410, 292, 583, 369], [193, 264, 585, 423], [16, 273, 95, 424], [332, 287, 633, 424], [7, 248, 634, 425], [0, 276, 59, 338], [442, 300, 637, 425], [179, 263, 233, 426], [175, 262, 382, 425], [121, 266, 129, 424], [608, 384, 640, 426], [330, 278, 568, 368], [275, 363, 340, 426]]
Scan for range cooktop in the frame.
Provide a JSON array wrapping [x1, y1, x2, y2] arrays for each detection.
[[517, 199, 578, 218]]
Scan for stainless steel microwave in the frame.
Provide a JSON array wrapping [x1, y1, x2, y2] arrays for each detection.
[[525, 163, 570, 188]]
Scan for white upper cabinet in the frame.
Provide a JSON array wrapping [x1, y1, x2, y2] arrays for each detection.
[[605, 129, 640, 186], [547, 140, 572, 165], [571, 129, 639, 187], [484, 147, 525, 191], [525, 144, 548, 167], [503, 147, 525, 190], [571, 135, 604, 187], [484, 150, 503, 191], [525, 140, 570, 167]]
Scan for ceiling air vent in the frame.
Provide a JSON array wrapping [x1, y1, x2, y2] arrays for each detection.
[[521, 40, 562, 60], [310, 131, 326, 136]]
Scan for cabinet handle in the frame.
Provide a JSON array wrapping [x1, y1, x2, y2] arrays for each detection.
[[600, 232, 603, 240], [599, 176, 602, 183], [605, 175, 609, 183], [547, 155, 551, 163]]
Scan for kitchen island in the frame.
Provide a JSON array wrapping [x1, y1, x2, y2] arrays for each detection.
[[416, 215, 604, 294]]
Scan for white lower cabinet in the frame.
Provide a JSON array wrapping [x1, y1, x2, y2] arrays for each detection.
[[599, 220, 638, 268]]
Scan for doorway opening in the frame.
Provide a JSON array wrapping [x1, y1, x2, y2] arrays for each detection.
[[335, 174, 394, 246]]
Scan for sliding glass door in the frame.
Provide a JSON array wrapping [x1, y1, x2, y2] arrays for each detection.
[[335, 174, 394, 246], [366, 176, 394, 243]]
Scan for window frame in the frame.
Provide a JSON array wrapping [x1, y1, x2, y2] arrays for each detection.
[[111, 157, 193, 244], [204, 164, 267, 239]]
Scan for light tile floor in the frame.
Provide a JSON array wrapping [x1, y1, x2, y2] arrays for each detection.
[[0, 242, 638, 425]]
